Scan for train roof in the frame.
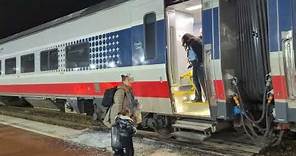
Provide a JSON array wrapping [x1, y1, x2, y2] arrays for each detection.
[[0, 0, 129, 45]]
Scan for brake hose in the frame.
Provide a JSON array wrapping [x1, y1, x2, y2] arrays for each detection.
[[232, 74, 271, 125], [232, 75, 274, 140]]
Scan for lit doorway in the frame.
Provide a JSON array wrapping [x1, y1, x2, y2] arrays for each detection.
[[166, 0, 210, 117]]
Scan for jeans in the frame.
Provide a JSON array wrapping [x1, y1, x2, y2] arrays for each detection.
[[191, 60, 206, 101]]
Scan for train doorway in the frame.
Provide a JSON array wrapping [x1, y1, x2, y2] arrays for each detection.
[[166, 0, 210, 118]]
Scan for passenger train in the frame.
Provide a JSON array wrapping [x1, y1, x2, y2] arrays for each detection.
[[0, 0, 295, 140]]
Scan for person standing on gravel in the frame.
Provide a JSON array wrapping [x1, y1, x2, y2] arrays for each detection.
[[103, 74, 142, 127]]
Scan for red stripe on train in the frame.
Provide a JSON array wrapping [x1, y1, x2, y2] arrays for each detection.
[[213, 76, 289, 100], [0, 81, 170, 98], [213, 80, 226, 100], [272, 75, 288, 99]]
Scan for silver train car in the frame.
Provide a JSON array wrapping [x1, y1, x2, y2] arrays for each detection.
[[0, 0, 295, 139]]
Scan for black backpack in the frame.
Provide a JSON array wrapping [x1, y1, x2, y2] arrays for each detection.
[[111, 117, 136, 150], [102, 87, 117, 107]]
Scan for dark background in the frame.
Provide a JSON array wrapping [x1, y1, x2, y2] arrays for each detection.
[[0, 0, 105, 39]]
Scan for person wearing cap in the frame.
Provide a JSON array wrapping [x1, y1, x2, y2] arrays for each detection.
[[103, 74, 142, 127]]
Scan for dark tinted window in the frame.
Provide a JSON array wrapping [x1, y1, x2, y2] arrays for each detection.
[[40, 49, 58, 71], [5, 58, 16, 75], [21, 54, 35, 73], [144, 12, 157, 60], [66, 42, 90, 68]]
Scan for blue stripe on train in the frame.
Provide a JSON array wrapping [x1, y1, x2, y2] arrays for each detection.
[[202, 7, 220, 60], [268, 0, 293, 52], [267, 0, 279, 52], [87, 20, 166, 69], [130, 20, 166, 65], [278, 0, 292, 32], [213, 7, 220, 60], [294, 0, 296, 38], [202, 9, 213, 46]]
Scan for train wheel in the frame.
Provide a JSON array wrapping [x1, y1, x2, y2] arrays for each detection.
[[142, 113, 172, 138], [54, 99, 66, 113]]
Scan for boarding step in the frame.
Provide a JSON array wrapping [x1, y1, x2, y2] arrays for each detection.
[[172, 119, 219, 141], [173, 119, 215, 132]]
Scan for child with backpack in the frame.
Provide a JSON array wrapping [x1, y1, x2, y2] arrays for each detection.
[[111, 110, 136, 156]]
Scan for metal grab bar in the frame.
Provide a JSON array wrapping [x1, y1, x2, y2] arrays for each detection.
[[282, 31, 296, 99]]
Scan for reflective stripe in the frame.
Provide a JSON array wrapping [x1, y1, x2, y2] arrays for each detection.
[[213, 80, 225, 100], [272, 75, 288, 100]]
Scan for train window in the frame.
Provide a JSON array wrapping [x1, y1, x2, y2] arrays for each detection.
[[5, 57, 16, 75], [144, 12, 157, 60], [40, 49, 58, 71], [65, 42, 90, 68], [21, 54, 35, 73], [0, 60, 1, 75]]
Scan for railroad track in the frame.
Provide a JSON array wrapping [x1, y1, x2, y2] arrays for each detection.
[[136, 130, 265, 156], [0, 105, 267, 156]]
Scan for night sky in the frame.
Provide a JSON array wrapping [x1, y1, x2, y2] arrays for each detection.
[[0, 0, 105, 39]]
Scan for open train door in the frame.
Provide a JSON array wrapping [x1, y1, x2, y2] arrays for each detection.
[[165, 0, 230, 141], [165, 0, 213, 119], [166, 0, 225, 120]]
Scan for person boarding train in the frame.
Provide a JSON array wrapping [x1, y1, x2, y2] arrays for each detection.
[[182, 33, 206, 102]]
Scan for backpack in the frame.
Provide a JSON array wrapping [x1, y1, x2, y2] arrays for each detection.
[[111, 124, 122, 150], [111, 116, 136, 150], [102, 87, 117, 107]]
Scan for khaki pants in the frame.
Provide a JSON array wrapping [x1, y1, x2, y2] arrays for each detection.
[[103, 104, 121, 128], [133, 111, 142, 125]]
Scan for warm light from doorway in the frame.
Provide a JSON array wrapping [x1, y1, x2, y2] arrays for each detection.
[[185, 4, 202, 11]]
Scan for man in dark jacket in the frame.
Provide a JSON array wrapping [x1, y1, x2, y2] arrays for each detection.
[[182, 33, 206, 102]]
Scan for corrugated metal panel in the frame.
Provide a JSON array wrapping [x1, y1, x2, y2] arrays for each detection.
[[220, 0, 269, 103]]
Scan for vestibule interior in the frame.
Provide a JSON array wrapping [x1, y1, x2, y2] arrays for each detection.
[[166, 0, 210, 117]]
